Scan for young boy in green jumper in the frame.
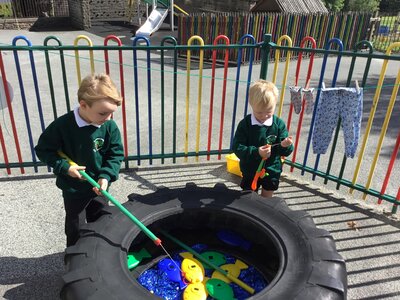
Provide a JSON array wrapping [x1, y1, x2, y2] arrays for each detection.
[[35, 74, 124, 247], [233, 80, 294, 198]]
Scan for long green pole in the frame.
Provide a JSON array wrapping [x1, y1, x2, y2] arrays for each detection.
[[58, 151, 161, 246]]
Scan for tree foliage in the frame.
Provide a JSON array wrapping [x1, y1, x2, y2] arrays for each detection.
[[379, 0, 400, 12], [322, 0, 345, 11], [323, 0, 382, 12], [347, 0, 380, 12]]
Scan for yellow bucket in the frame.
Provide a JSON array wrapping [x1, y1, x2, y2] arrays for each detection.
[[225, 153, 242, 177]]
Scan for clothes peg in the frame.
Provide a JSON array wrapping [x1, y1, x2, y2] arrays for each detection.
[[305, 78, 311, 89], [355, 80, 360, 93]]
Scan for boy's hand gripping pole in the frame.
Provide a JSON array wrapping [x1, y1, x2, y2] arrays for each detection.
[[58, 151, 162, 246]]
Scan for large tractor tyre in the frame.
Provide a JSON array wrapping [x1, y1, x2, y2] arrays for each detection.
[[61, 183, 347, 300]]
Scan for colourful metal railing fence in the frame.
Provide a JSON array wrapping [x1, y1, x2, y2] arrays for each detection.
[[178, 12, 372, 63], [0, 33, 399, 211]]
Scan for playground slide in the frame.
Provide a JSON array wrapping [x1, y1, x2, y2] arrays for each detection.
[[135, 7, 169, 37]]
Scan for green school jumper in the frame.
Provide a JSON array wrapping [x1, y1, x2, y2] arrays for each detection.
[[232, 114, 294, 182], [35, 111, 124, 200]]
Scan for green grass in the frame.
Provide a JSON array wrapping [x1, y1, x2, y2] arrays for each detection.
[[371, 35, 400, 53], [379, 15, 399, 30], [0, 3, 13, 18], [371, 14, 400, 53]]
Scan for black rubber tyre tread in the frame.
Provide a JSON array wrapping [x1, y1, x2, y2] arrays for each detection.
[[61, 183, 347, 300]]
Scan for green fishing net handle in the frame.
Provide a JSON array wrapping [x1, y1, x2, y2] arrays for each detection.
[[58, 151, 162, 246]]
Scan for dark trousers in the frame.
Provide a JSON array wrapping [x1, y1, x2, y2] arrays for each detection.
[[63, 195, 108, 247]]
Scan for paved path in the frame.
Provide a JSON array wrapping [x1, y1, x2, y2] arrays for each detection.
[[1, 163, 400, 299]]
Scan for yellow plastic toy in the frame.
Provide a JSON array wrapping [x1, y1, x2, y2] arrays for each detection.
[[211, 259, 248, 283], [225, 153, 242, 177], [183, 282, 208, 300], [181, 256, 205, 283]]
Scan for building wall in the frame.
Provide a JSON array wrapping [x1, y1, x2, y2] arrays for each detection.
[[67, 0, 250, 29], [90, 0, 126, 20], [0, 18, 36, 29], [69, 0, 125, 29], [69, 0, 91, 29]]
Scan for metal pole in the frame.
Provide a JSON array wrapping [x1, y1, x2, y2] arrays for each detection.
[[137, 0, 142, 25], [170, 0, 174, 32], [260, 34, 272, 80]]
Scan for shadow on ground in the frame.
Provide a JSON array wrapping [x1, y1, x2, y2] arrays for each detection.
[[279, 175, 400, 299], [0, 253, 64, 300], [29, 17, 80, 32]]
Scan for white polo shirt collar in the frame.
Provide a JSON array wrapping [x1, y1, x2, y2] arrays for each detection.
[[74, 106, 101, 128], [251, 113, 273, 127]]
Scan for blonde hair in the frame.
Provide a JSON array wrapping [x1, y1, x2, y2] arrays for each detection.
[[248, 79, 278, 110], [78, 73, 122, 106]]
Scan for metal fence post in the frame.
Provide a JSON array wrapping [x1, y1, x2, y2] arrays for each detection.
[[260, 34, 272, 80]]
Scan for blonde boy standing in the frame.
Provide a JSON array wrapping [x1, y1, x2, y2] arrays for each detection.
[[35, 74, 124, 246], [233, 80, 293, 198]]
